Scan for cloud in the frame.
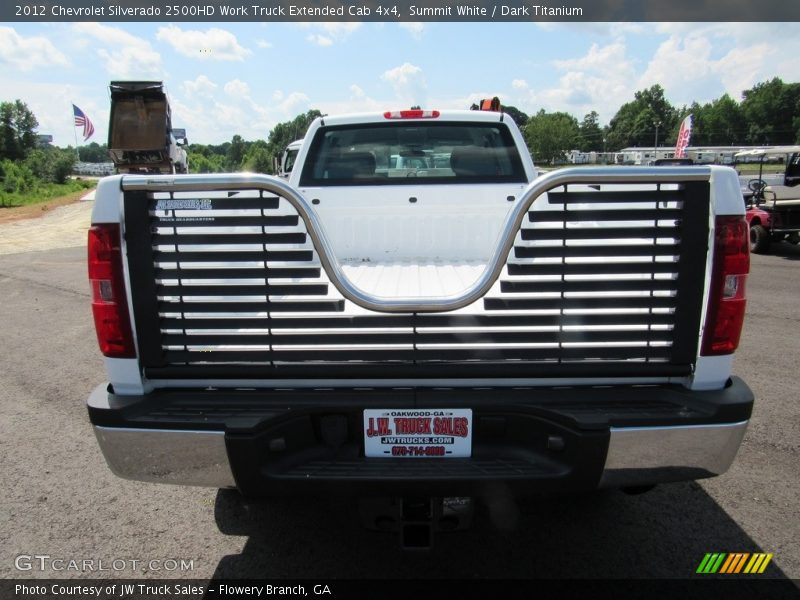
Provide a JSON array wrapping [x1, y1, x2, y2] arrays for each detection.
[[641, 23, 799, 102], [350, 84, 365, 98], [169, 94, 261, 143], [169, 77, 313, 144], [315, 23, 362, 37], [553, 40, 630, 72], [535, 22, 646, 37], [715, 44, 777, 101], [155, 25, 251, 61], [399, 23, 425, 39], [515, 40, 637, 123], [72, 23, 161, 78], [306, 34, 333, 47], [0, 27, 69, 71], [382, 62, 427, 106], [278, 92, 311, 113], [224, 79, 250, 97], [298, 23, 362, 46], [313, 95, 388, 116], [256, 39, 273, 49], [182, 75, 217, 97]]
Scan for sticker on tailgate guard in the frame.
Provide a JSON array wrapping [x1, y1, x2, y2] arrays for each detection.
[[363, 409, 472, 458]]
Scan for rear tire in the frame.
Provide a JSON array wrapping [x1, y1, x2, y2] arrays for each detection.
[[750, 224, 771, 254]]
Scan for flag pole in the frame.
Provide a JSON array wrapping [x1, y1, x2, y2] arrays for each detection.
[[72, 103, 80, 160]]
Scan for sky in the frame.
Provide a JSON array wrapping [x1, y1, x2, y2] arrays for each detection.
[[1, 21, 799, 146]]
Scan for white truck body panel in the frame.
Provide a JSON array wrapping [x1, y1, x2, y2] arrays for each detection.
[[86, 111, 754, 495]]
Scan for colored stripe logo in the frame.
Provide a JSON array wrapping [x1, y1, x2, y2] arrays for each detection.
[[696, 553, 773, 574]]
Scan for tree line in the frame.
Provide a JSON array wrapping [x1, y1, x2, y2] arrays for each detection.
[[522, 77, 800, 163], [3, 77, 799, 179], [0, 100, 78, 200], [186, 110, 322, 174]]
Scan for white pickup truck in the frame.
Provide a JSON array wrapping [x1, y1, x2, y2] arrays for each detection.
[[275, 139, 303, 179], [87, 109, 753, 540]]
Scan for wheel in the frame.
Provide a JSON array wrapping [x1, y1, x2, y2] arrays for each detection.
[[750, 224, 771, 254]]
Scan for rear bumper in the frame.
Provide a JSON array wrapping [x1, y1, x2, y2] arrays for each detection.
[[598, 421, 747, 488], [88, 378, 753, 495]]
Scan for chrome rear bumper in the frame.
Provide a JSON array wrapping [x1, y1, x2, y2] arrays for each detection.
[[92, 419, 748, 490], [93, 426, 236, 488], [598, 421, 748, 488]]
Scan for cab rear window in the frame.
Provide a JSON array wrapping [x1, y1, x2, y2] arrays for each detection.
[[299, 122, 526, 186]]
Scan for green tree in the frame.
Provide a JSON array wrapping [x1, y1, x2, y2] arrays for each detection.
[[24, 147, 75, 184], [606, 85, 677, 150], [265, 110, 323, 174], [78, 142, 110, 163], [188, 152, 225, 173], [243, 146, 272, 173], [51, 149, 76, 184], [0, 100, 39, 161], [523, 110, 580, 164], [686, 95, 745, 146], [503, 105, 529, 128], [578, 111, 604, 152], [741, 77, 800, 145], [0, 159, 36, 200], [226, 134, 246, 171], [240, 139, 269, 173]]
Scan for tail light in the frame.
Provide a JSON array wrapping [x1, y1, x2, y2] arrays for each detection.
[[383, 110, 440, 119], [701, 216, 749, 355], [88, 224, 135, 358]]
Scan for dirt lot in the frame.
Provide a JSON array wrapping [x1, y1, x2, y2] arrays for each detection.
[[0, 191, 94, 255]]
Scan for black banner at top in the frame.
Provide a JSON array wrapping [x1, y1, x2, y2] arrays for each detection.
[[4, 0, 800, 22]]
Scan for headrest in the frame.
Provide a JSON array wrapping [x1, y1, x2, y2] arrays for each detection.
[[326, 152, 376, 178]]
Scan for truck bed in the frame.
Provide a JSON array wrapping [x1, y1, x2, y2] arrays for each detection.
[[340, 260, 486, 298]]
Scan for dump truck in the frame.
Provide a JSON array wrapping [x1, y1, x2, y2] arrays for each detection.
[[107, 81, 188, 174]]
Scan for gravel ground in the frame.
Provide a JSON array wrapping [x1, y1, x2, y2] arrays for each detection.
[[0, 191, 94, 256]]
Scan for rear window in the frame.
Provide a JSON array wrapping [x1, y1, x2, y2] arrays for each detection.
[[299, 122, 526, 186]]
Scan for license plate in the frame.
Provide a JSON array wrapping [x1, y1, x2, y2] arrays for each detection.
[[363, 409, 472, 458]]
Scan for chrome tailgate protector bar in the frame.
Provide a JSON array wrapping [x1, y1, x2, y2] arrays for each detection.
[[121, 167, 712, 313]]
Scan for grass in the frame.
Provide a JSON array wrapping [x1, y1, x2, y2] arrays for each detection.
[[0, 178, 96, 209], [0, 179, 97, 224], [547, 162, 786, 176], [733, 163, 786, 175]]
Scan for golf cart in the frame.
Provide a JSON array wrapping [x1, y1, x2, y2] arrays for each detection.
[[736, 147, 800, 254]]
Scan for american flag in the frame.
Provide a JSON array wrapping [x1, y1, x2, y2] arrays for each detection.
[[73, 104, 95, 141]]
